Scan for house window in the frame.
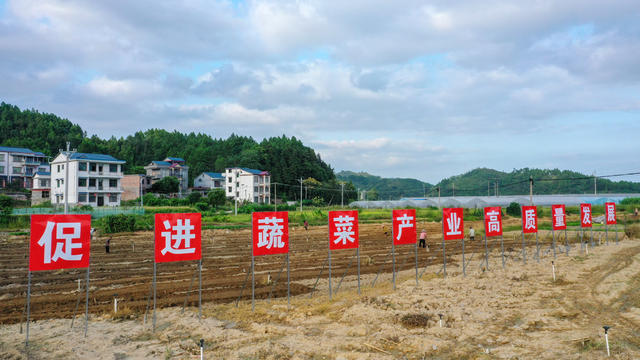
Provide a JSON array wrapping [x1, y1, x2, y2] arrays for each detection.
[[109, 179, 118, 188], [254, 187, 258, 192], [12, 167, 21, 174], [0, 154, 4, 161], [109, 194, 118, 203], [79, 162, 87, 171], [228, 187, 232, 192], [89, 178, 96, 187], [90, 163, 97, 172], [0, 166, 4, 173], [89, 193, 96, 202], [12, 155, 22, 162], [78, 178, 87, 187], [40, 179, 48, 187], [42, 191, 49, 198], [109, 164, 117, 172], [78, 193, 87, 202]]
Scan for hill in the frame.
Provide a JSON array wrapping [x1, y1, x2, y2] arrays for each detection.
[[336, 171, 432, 199], [0, 102, 355, 203]]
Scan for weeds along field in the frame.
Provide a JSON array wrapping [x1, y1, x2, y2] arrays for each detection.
[[0, 214, 627, 325]]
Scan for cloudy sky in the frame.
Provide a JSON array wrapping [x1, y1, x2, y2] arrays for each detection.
[[1, 0, 639, 183]]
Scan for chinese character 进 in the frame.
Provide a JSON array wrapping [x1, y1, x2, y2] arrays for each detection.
[[37, 221, 83, 264], [257, 216, 285, 249], [333, 215, 355, 245], [395, 214, 414, 240], [161, 219, 196, 255]]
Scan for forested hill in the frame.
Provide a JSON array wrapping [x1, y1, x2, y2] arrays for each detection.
[[338, 168, 640, 199], [336, 171, 433, 199], [0, 102, 348, 201]]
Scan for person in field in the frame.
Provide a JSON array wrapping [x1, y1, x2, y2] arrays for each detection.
[[469, 226, 475, 241], [105, 237, 111, 253], [419, 229, 427, 248], [304, 220, 309, 231]]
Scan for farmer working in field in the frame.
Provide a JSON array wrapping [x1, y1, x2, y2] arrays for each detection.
[[469, 226, 475, 241], [419, 229, 427, 248]]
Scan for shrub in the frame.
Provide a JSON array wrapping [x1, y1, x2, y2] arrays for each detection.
[[194, 201, 209, 211], [187, 192, 202, 204], [104, 214, 136, 233], [0, 195, 13, 224], [506, 202, 521, 217], [207, 189, 226, 208]]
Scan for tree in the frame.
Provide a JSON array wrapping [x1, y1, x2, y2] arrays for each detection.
[[506, 202, 521, 217], [187, 191, 202, 204], [0, 195, 13, 223], [150, 177, 179, 194], [207, 189, 226, 208]]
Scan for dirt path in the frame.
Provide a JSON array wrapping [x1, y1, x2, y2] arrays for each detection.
[[1, 237, 638, 359]]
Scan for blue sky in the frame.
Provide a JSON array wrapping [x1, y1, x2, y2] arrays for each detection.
[[0, 0, 639, 183]]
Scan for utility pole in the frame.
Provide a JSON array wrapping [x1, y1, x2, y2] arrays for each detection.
[[423, 184, 426, 198], [274, 183, 277, 211], [488, 181, 490, 196], [529, 176, 533, 205], [62, 142, 76, 214], [452, 183, 455, 197], [299, 178, 303, 212], [340, 183, 345, 208], [594, 172, 597, 195], [438, 186, 441, 209]]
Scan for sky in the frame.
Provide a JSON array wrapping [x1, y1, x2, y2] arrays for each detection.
[[0, 0, 639, 184]]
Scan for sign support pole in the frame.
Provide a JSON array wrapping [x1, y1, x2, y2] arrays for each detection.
[[564, 228, 569, 256], [84, 264, 90, 337], [357, 247, 361, 295], [414, 240, 418, 286], [500, 235, 505, 269], [590, 226, 594, 248], [25, 271, 31, 348], [535, 231, 540, 263], [392, 214, 396, 289], [198, 259, 202, 320], [286, 252, 290, 310], [552, 228, 556, 259], [615, 224, 619, 244], [521, 232, 526, 264], [251, 219, 255, 312], [605, 223, 609, 245], [461, 236, 466, 277], [152, 261, 156, 332], [328, 230, 332, 300], [484, 234, 489, 270], [442, 221, 446, 278]]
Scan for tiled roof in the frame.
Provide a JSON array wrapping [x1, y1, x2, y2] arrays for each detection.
[[150, 161, 171, 166], [0, 146, 46, 156], [35, 171, 51, 176], [203, 172, 224, 179], [165, 157, 185, 162], [240, 167, 269, 175], [70, 153, 125, 163]]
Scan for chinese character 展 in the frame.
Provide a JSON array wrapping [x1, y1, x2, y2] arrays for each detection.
[[554, 207, 565, 227], [161, 219, 196, 255], [37, 221, 83, 264], [486, 210, 501, 233], [607, 205, 615, 222], [333, 215, 355, 245], [395, 214, 414, 240], [446, 212, 461, 236], [582, 206, 591, 224], [524, 209, 536, 230], [257, 217, 285, 249]]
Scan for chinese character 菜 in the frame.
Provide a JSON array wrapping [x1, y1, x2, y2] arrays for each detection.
[[333, 215, 355, 245]]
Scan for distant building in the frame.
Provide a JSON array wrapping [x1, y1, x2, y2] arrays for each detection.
[[50, 152, 125, 207], [31, 171, 51, 206], [144, 157, 189, 193], [121, 174, 152, 201], [0, 146, 49, 188], [224, 167, 270, 204], [193, 172, 225, 191]]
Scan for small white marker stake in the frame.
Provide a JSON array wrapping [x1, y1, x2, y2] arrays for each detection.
[[200, 339, 204, 360], [603, 326, 610, 357], [439, 313, 443, 328], [114, 294, 118, 314], [552, 261, 556, 282], [77, 279, 81, 292], [586, 243, 589, 255]]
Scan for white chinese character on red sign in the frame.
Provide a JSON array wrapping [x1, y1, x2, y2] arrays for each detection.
[[333, 215, 355, 245], [486, 209, 501, 233], [524, 209, 536, 230], [553, 207, 565, 227], [446, 212, 461, 236], [161, 219, 196, 255], [257, 217, 285, 249], [582, 207, 591, 224], [606, 204, 615, 223], [37, 221, 83, 264], [395, 214, 414, 240]]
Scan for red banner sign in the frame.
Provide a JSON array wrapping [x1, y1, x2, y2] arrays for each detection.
[[29, 214, 91, 271], [521, 205, 538, 233], [580, 203, 592, 228], [605, 202, 617, 225], [154, 213, 202, 263], [551, 204, 566, 230], [328, 210, 359, 250], [442, 208, 464, 240], [483, 206, 503, 237], [252, 211, 289, 256], [392, 209, 416, 245]]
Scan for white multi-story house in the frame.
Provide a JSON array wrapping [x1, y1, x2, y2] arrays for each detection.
[[31, 171, 51, 206], [144, 157, 189, 193], [224, 167, 270, 204], [50, 152, 125, 207], [193, 172, 225, 190], [0, 146, 49, 188]]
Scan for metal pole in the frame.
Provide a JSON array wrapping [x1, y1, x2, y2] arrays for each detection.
[[606, 223, 609, 245], [251, 220, 255, 312], [328, 235, 332, 300], [357, 247, 361, 295], [198, 259, 202, 320], [152, 261, 157, 332], [25, 271, 31, 348], [564, 228, 569, 256], [500, 235, 505, 269], [484, 234, 489, 270], [392, 212, 396, 289], [84, 264, 90, 337], [615, 224, 619, 244], [414, 240, 418, 286], [64, 142, 70, 214], [461, 236, 466, 277], [341, 183, 344, 208], [442, 224, 447, 278], [552, 228, 556, 259], [299, 178, 303, 212], [438, 187, 441, 209], [521, 231, 526, 264], [529, 177, 533, 205], [274, 183, 277, 211], [286, 252, 290, 310]]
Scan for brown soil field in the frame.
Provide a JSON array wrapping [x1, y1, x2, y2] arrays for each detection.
[[1, 221, 636, 359]]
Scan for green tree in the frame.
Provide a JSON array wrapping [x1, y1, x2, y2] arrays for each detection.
[[506, 202, 521, 217], [150, 177, 179, 194], [0, 195, 13, 223], [207, 189, 226, 208], [187, 191, 202, 204]]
